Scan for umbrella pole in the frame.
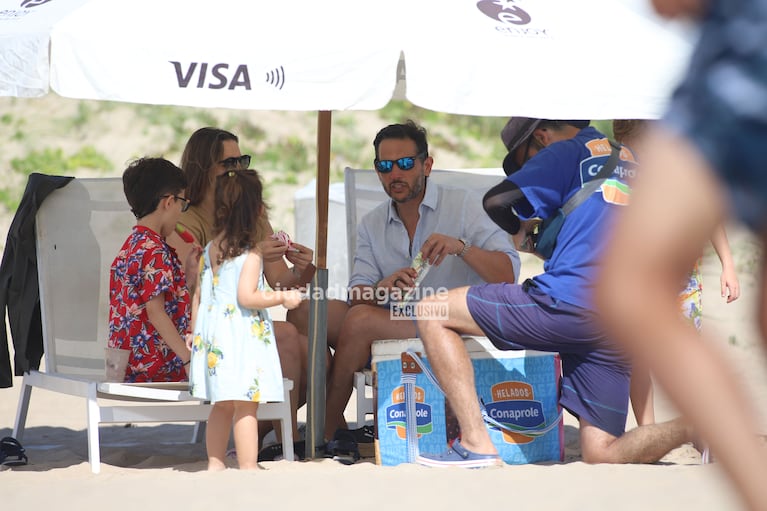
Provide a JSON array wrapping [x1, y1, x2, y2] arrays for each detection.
[[305, 110, 331, 458]]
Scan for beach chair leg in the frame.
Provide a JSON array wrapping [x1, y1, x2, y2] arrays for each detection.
[[191, 421, 206, 443], [86, 383, 102, 474], [12, 376, 33, 441]]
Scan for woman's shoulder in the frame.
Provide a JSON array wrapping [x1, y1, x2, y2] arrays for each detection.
[[180, 206, 212, 245]]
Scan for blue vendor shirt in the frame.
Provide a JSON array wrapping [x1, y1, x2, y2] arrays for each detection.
[[508, 126, 638, 309]]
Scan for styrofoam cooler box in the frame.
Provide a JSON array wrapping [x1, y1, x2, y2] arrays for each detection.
[[372, 337, 563, 466]]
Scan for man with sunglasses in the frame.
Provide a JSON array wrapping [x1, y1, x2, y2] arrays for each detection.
[[415, 118, 694, 468], [313, 120, 520, 450]]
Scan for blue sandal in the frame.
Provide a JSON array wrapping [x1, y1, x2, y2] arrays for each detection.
[[0, 437, 28, 467], [416, 439, 502, 469]]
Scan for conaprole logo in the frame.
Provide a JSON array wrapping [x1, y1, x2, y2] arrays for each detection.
[[169, 61, 286, 91], [484, 381, 544, 444], [20, 0, 52, 7], [476, 0, 531, 25], [385, 385, 433, 440]]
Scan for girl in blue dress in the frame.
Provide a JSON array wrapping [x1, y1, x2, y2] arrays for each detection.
[[188, 169, 303, 470]]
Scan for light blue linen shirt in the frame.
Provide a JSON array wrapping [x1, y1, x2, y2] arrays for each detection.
[[349, 182, 520, 295]]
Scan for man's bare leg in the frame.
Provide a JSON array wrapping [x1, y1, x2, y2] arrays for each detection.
[[579, 417, 691, 463], [597, 128, 767, 510], [416, 288, 497, 455], [323, 305, 416, 437], [287, 298, 349, 350]]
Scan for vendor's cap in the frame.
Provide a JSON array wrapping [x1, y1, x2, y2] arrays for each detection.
[[500, 118, 591, 175], [501, 117, 541, 175], [501, 117, 541, 153]]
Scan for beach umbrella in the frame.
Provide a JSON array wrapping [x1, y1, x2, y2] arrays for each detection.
[[0, 0, 694, 458]]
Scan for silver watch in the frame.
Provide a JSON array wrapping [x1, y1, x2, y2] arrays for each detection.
[[458, 238, 472, 258]]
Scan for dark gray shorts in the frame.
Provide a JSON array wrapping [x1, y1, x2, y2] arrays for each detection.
[[467, 280, 630, 437]]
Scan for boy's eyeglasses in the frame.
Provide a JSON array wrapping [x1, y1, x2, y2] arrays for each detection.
[[163, 194, 191, 212], [219, 154, 251, 170], [374, 152, 426, 173]]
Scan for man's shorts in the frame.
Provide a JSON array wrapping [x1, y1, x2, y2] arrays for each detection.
[[663, 0, 767, 232], [466, 280, 630, 438]]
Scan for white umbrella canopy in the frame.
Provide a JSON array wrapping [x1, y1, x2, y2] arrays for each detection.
[[402, 0, 696, 119], [48, 0, 402, 110], [2, 0, 694, 117], [0, 0, 91, 97]]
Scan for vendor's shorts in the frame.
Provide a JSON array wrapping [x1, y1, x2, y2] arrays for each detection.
[[467, 281, 630, 438]]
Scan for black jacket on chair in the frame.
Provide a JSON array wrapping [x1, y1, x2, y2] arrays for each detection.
[[0, 173, 73, 388]]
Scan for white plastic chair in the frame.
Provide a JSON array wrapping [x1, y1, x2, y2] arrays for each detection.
[[12, 177, 294, 473], [344, 167, 507, 424]]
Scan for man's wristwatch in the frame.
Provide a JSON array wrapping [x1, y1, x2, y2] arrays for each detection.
[[457, 238, 472, 258]]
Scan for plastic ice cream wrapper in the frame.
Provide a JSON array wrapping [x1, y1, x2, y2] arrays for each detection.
[[399, 251, 431, 305]]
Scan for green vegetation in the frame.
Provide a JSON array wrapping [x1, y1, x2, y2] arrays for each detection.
[[0, 146, 113, 212]]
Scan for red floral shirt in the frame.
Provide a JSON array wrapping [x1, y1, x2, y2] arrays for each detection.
[[108, 226, 190, 382]]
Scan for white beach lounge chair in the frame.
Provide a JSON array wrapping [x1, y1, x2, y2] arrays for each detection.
[[12, 177, 294, 473]]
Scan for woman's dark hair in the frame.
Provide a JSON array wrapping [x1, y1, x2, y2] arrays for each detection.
[[180, 127, 239, 205], [122, 157, 187, 219], [372, 119, 429, 161], [213, 169, 269, 262]]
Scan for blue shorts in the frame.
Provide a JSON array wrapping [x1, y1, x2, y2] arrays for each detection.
[[467, 281, 630, 437], [663, 0, 767, 231]]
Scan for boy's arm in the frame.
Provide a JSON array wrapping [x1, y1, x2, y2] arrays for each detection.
[[146, 295, 191, 363], [711, 224, 740, 303]]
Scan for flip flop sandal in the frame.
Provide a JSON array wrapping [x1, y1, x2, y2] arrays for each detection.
[[325, 429, 360, 465], [348, 425, 375, 458], [0, 437, 28, 467], [257, 441, 306, 462]]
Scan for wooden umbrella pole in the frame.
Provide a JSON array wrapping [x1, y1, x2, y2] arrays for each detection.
[[305, 110, 332, 458]]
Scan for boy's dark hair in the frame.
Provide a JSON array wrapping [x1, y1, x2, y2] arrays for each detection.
[[213, 169, 268, 261], [180, 127, 239, 206], [122, 157, 187, 219], [372, 120, 429, 161]]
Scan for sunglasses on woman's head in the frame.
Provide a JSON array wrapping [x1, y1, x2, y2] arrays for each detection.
[[218, 154, 251, 170], [374, 152, 426, 173]]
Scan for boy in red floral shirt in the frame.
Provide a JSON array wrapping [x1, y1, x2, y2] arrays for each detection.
[[108, 157, 200, 382]]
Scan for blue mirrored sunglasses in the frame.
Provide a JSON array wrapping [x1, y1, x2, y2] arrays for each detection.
[[374, 152, 426, 173]]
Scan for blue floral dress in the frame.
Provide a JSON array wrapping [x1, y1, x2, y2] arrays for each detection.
[[189, 245, 284, 403]]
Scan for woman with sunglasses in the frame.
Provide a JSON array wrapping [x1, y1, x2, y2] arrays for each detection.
[[169, 127, 315, 459]]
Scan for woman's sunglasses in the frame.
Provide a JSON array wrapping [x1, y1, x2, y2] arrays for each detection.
[[218, 154, 252, 170], [374, 152, 426, 173]]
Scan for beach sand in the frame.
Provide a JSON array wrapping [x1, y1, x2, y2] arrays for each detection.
[[1, 223, 764, 511]]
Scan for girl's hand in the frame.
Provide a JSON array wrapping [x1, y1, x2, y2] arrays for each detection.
[[720, 266, 741, 303], [282, 290, 304, 310]]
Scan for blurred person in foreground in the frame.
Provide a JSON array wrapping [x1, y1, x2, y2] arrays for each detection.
[[597, 2, 767, 510], [612, 119, 740, 427]]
